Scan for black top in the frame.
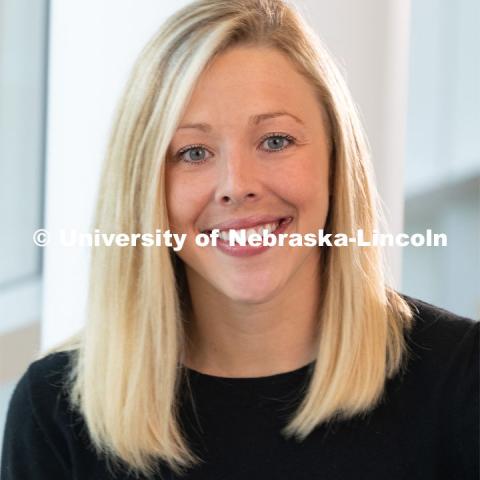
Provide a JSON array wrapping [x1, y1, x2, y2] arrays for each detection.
[[1, 294, 479, 480]]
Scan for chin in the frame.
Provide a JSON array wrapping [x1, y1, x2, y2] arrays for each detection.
[[218, 278, 284, 305]]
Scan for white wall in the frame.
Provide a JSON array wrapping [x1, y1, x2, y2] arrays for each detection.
[[0, 0, 46, 334], [300, 0, 411, 288], [42, 0, 191, 348], [402, 0, 480, 319], [42, 0, 411, 349]]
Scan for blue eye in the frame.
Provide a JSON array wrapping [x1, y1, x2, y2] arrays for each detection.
[[176, 145, 211, 164], [260, 134, 295, 152], [174, 133, 296, 166]]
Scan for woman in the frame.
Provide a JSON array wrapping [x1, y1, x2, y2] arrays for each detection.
[[2, 0, 478, 479]]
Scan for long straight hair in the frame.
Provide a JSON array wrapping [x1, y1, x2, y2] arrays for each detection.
[[47, 0, 413, 478]]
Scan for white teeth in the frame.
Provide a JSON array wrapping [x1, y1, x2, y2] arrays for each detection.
[[218, 221, 280, 243]]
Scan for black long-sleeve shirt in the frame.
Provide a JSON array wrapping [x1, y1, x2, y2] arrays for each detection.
[[1, 294, 479, 479]]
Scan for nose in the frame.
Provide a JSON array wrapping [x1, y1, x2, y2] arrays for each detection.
[[214, 145, 261, 206]]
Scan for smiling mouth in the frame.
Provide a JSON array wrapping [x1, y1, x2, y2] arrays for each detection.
[[201, 216, 293, 237]]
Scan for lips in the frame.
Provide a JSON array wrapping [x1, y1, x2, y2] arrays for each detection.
[[201, 216, 293, 233]]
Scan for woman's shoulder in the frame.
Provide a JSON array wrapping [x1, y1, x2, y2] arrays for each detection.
[[391, 293, 478, 416], [1, 350, 79, 478], [399, 293, 479, 358], [393, 294, 479, 476], [25, 348, 74, 382], [395, 293, 478, 388], [13, 349, 76, 412], [4, 349, 78, 439]]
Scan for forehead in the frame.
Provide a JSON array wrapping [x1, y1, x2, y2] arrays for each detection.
[[201, 46, 307, 88], [179, 46, 321, 123]]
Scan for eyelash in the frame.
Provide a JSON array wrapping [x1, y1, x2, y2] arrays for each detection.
[[174, 132, 297, 166]]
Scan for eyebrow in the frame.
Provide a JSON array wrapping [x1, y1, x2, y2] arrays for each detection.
[[176, 111, 305, 132]]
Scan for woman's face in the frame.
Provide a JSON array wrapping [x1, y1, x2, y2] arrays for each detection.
[[166, 46, 330, 304]]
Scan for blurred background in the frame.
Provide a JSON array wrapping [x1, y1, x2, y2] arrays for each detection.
[[0, 0, 479, 452]]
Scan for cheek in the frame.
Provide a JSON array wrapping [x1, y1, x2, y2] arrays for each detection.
[[165, 171, 210, 230], [273, 153, 329, 207]]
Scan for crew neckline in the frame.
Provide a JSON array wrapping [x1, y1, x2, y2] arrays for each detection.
[[180, 359, 316, 410], [179, 360, 316, 413], [182, 359, 316, 382]]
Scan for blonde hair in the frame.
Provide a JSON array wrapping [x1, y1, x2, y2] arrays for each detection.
[[46, 0, 413, 478]]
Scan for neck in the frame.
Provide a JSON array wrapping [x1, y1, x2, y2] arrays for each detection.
[[183, 256, 321, 378]]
